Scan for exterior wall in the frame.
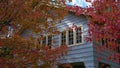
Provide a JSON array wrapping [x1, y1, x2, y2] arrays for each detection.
[[21, 12, 120, 68], [53, 12, 95, 68], [93, 47, 120, 68], [54, 12, 120, 68]]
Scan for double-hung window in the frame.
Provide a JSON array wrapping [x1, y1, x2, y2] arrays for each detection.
[[61, 31, 66, 45], [42, 36, 46, 46], [60, 25, 83, 46], [68, 30, 74, 45], [48, 35, 52, 45], [40, 35, 53, 47], [76, 27, 82, 44], [101, 38, 108, 48]]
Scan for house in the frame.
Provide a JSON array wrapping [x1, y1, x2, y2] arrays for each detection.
[[0, 10, 119, 68], [41, 11, 120, 68], [0, 1, 119, 68]]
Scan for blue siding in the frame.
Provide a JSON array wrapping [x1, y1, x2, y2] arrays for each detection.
[[22, 12, 120, 68], [54, 13, 95, 68], [93, 48, 120, 68], [54, 12, 120, 68]]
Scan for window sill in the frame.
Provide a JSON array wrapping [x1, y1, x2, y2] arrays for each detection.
[[67, 42, 84, 47]]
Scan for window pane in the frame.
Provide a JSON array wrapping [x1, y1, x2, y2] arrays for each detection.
[[76, 27, 82, 43], [48, 36, 52, 45], [69, 30, 74, 45], [101, 38, 108, 48], [116, 45, 120, 53], [42, 37, 46, 45], [61, 32, 66, 45]]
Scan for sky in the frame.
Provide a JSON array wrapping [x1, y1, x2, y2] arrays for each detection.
[[66, 0, 92, 8]]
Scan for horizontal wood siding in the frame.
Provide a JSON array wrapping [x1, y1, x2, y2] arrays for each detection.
[[55, 13, 95, 68], [55, 13, 120, 68], [93, 48, 120, 68]]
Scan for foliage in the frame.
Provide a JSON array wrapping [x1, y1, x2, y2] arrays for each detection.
[[0, 0, 69, 68], [67, 0, 120, 64], [84, 0, 120, 63]]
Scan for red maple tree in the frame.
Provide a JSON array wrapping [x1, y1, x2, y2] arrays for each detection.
[[67, 0, 120, 64], [0, 0, 69, 68]]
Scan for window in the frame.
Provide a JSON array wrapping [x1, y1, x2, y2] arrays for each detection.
[[101, 38, 108, 48], [68, 30, 74, 45], [61, 31, 66, 45], [60, 26, 83, 46], [116, 38, 120, 53], [99, 62, 111, 68], [76, 27, 82, 44], [116, 45, 120, 53], [59, 62, 85, 68], [40, 35, 53, 47], [42, 36, 46, 45], [101, 38, 120, 53], [48, 35, 52, 45], [71, 62, 85, 68]]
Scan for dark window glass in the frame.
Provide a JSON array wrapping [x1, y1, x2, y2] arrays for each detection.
[[61, 32, 66, 45], [59, 62, 85, 68], [116, 46, 120, 53], [99, 62, 111, 68], [76, 27, 82, 43], [101, 38, 108, 48], [42, 37, 46, 45], [48, 36, 52, 45]]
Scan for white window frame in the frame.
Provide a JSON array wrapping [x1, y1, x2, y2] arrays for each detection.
[[47, 35, 53, 46], [67, 29, 75, 46], [41, 36, 47, 45], [41, 35, 53, 46], [59, 31, 67, 46], [38, 38, 42, 45], [74, 25, 84, 45]]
